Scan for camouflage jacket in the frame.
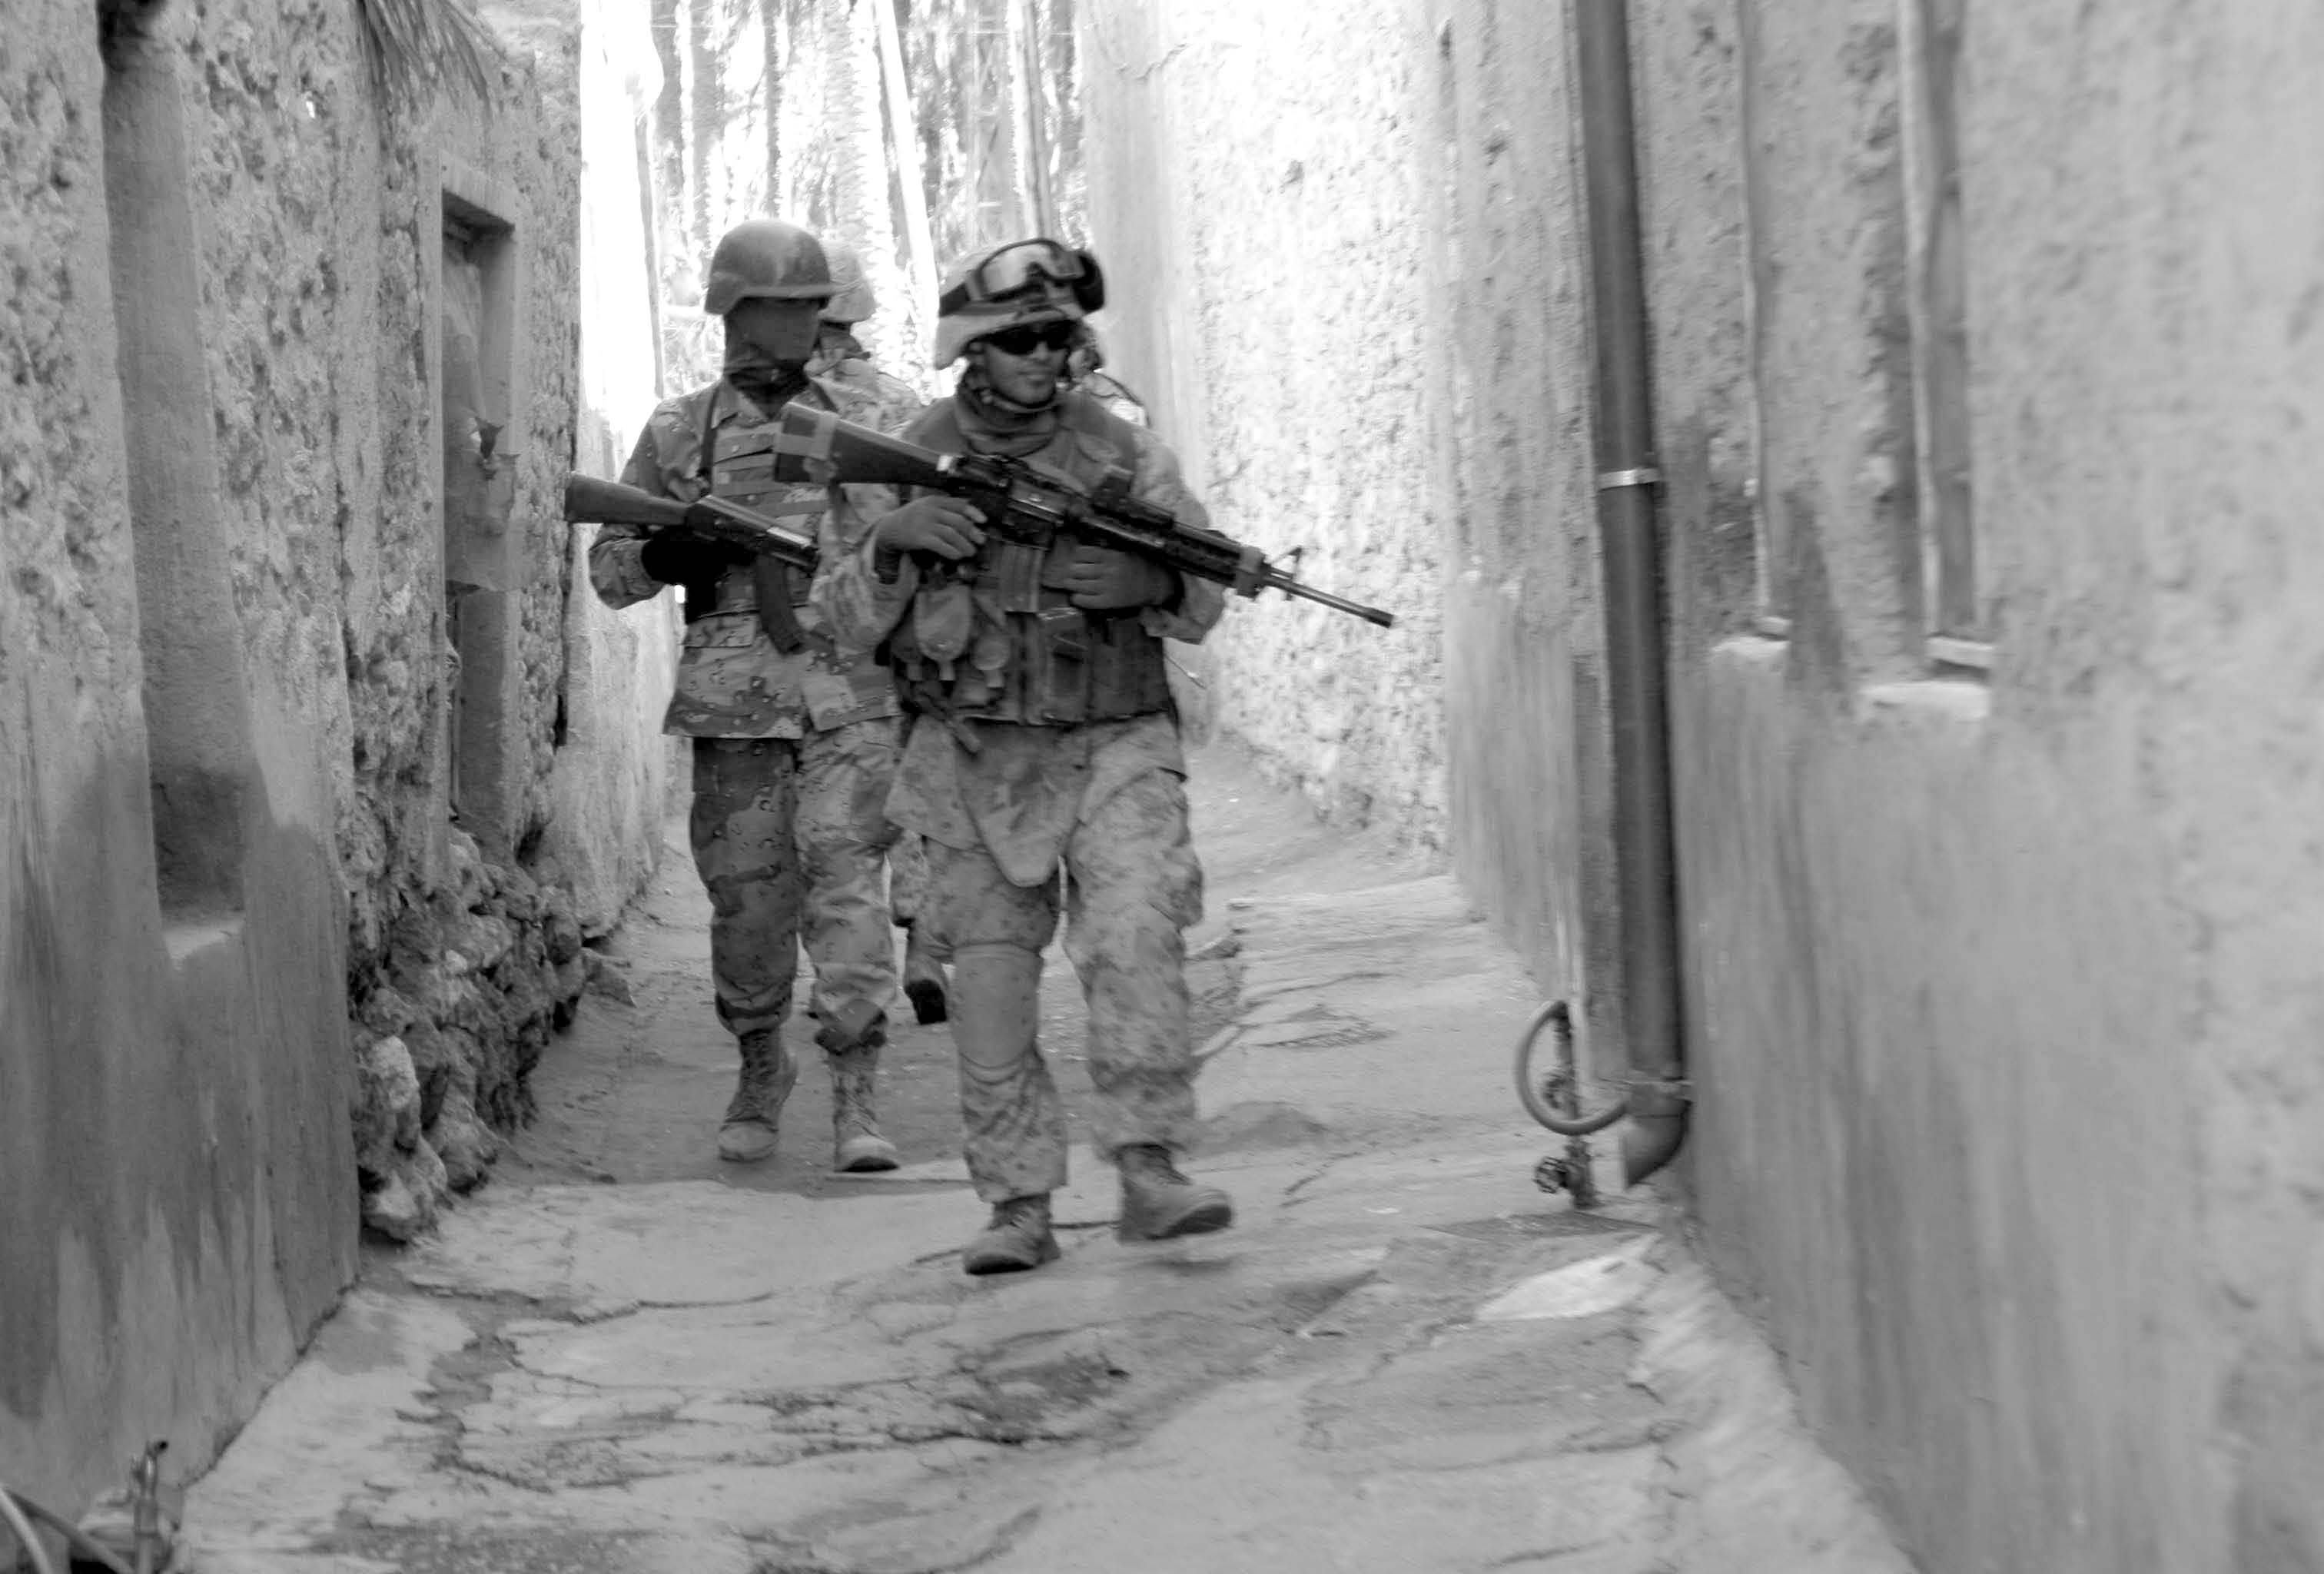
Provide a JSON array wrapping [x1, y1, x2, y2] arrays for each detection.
[[590, 370, 922, 739], [814, 392, 1223, 660], [813, 394, 1224, 882]]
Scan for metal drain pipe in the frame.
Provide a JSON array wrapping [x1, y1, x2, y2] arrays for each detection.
[[1574, 0, 1691, 1184]]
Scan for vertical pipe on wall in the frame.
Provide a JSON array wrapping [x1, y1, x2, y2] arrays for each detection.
[[1571, 0, 1692, 1183]]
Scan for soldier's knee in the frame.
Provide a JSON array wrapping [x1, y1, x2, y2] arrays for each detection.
[[931, 888, 1057, 952], [923, 847, 1058, 952]]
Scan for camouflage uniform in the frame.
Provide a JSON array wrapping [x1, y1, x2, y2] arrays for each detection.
[[809, 327, 954, 994], [815, 391, 1225, 1204], [590, 369, 921, 1050]]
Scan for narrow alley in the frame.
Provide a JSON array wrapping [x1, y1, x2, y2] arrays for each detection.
[[176, 746, 1907, 1573], [10, 0, 2324, 1569]]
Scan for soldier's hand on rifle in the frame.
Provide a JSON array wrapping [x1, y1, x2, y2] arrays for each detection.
[[1064, 543, 1180, 611], [639, 529, 752, 586], [875, 497, 987, 560]]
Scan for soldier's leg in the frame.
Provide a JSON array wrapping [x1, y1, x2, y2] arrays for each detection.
[[889, 831, 951, 1024], [925, 840, 1067, 1271], [1061, 768, 1231, 1240], [689, 738, 805, 1161], [796, 718, 904, 1171], [795, 717, 902, 1046]]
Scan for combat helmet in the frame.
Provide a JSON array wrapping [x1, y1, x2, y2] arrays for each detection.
[[702, 219, 840, 317], [819, 241, 878, 326], [933, 238, 1106, 366]]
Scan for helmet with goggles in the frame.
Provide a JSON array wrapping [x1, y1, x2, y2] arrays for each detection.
[[933, 238, 1106, 366]]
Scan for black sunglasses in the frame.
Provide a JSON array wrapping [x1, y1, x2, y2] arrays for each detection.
[[983, 320, 1078, 356]]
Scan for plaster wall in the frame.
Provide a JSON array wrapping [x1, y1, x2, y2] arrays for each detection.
[[1082, 0, 2324, 1568], [1078, 0, 1448, 849], [1421, 0, 1616, 1024], [1, 0, 354, 1515], [1639, 2, 2324, 1566], [553, 0, 679, 934]]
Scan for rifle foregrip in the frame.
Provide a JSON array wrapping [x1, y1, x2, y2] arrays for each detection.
[[564, 473, 692, 529]]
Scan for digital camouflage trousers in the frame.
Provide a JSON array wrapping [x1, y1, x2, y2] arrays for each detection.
[[689, 720, 901, 1048], [888, 829, 951, 954], [920, 768, 1205, 1202]]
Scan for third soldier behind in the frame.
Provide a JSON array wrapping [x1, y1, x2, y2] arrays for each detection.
[[815, 238, 1235, 1274], [590, 219, 921, 1174], [809, 241, 954, 1029]]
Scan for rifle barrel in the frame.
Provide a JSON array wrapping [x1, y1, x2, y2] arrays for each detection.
[[1266, 573, 1397, 628]]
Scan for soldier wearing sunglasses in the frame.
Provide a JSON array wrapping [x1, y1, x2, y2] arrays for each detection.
[[815, 239, 1237, 1275]]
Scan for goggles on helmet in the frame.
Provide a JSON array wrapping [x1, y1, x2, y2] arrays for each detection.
[[938, 240, 1106, 317]]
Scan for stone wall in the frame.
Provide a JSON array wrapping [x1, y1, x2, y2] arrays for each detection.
[[1081, 0, 2324, 1569], [1, 0, 669, 1516]]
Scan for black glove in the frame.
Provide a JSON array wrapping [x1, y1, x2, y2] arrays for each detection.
[[1063, 543, 1179, 611], [639, 530, 750, 586]]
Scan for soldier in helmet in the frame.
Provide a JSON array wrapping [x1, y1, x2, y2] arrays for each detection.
[[589, 218, 925, 1173], [805, 242, 953, 1028], [805, 241, 905, 396], [814, 239, 1235, 1275]]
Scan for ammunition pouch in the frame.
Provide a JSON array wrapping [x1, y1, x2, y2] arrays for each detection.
[[886, 507, 1174, 726], [881, 393, 1178, 728]]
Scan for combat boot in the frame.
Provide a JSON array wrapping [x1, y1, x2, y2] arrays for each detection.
[[901, 925, 949, 1025], [963, 1194, 1060, 1276], [716, 1028, 798, 1163], [1115, 1144, 1234, 1242], [827, 1037, 901, 1173]]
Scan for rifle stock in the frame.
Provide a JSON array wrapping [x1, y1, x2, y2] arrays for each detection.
[[769, 407, 1398, 629]]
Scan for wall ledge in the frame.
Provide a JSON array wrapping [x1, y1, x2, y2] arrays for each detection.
[[1861, 677, 1991, 726], [1709, 632, 1789, 673]]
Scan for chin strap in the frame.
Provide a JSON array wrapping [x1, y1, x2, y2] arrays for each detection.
[[959, 364, 1058, 424]]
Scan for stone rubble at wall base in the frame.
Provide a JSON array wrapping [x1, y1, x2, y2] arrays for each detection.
[[347, 826, 591, 1240]]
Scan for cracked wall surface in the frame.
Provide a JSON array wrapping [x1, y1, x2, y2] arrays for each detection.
[[1, 0, 669, 1516]]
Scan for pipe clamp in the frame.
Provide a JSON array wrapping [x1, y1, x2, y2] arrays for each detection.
[[1595, 467, 1662, 491]]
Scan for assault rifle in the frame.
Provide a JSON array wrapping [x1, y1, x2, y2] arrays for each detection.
[[767, 407, 1398, 629], [562, 473, 819, 573]]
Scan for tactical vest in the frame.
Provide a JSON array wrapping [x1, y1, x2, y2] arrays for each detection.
[[682, 384, 833, 649], [885, 394, 1176, 727]]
